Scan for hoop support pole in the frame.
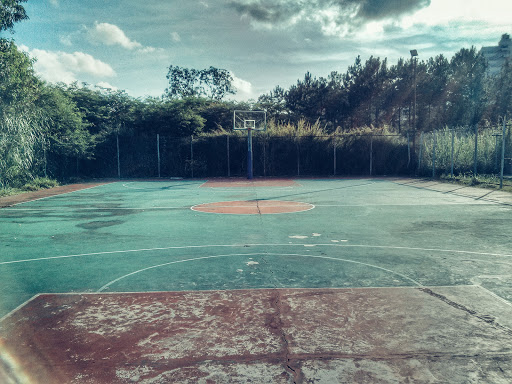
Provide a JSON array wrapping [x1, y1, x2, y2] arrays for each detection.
[[247, 128, 253, 179]]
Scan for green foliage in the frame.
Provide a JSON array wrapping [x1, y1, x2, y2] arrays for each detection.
[[165, 65, 235, 100], [0, 110, 45, 187], [22, 177, 59, 191], [36, 85, 95, 159], [440, 173, 512, 193], [417, 127, 505, 176], [0, 177, 58, 197], [0, 0, 28, 33], [0, 39, 41, 111]]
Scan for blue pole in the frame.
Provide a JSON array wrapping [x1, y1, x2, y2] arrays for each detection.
[[247, 128, 253, 179]]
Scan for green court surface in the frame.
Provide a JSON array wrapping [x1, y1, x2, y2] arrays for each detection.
[[1, 178, 512, 383]]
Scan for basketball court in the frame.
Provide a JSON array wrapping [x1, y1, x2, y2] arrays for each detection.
[[1, 177, 512, 383]]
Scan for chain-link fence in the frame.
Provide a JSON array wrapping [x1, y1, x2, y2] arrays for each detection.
[[417, 125, 512, 178], [3, 126, 511, 188], [60, 128, 512, 182], [73, 133, 411, 179]]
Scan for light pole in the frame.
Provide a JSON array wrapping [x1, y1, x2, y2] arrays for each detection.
[[410, 49, 418, 133]]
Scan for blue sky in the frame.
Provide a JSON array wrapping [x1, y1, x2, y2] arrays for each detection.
[[4, 0, 511, 101]]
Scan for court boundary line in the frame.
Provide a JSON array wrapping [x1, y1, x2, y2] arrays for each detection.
[[190, 200, 316, 215], [0, 294, 41, 324], [2, 284, 508, 326], [96, 252, 425, 292], [122, 180, 204, 190], [198, 179, 303, 189], [476, 285, 512, 308], [0, 202, 497, 213], [9, 183, 109, 208], [3, 243, 512, 266]]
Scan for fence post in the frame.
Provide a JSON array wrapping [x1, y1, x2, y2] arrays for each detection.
[[473, 125, 478, 176], [495, 134, 499, 172], [417, 132, 424, 174], [116, 132, 121, 179], [369, 135, 373, 176], [43, 136, 47, 178], [450, 129, 455, 178], [297, 137, 300, 177], [407, 132, 410, 167], [227, 135, 230, 177], [333, 136, 337, 176], [190, 135, 194, 178], [157, 134, 161, 178], [263, 136, 267, 178], [432, 131, 436, 178], [500, 117, 506, 189]]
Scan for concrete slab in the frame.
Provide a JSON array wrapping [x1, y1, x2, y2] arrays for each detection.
[[2, 287, 512, 383]]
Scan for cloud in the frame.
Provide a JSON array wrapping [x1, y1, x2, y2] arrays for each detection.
[[96, 81, 118, 90], [86, 22, 160, 53], [23, 47, 115, 84], [49, 0, 59, 6], [171, 32, 181, 42], [227, 0, 431, 36], [231, 73, 252, 95], [88, 22, 143, 50]]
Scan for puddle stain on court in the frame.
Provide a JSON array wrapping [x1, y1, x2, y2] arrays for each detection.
[[76, 220, 125, 230]]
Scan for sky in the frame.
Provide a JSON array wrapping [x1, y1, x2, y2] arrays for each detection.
[[3, 0, 512, 101]]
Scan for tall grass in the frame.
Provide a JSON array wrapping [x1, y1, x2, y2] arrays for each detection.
[[418, 127, 509, 176], [0, 111, 46, 188]]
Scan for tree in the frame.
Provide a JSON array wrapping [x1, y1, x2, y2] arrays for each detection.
[[285, 72, 330, 124], [36, 85, 94, 160], [165, 65, 236, 100], [0, 0, 28, 33], [486, 59, 512, 121], [141, 98, 205, 137], [446, 47, 487, 127], [0, 39, 41, 112], [257, 85, 289, 122]]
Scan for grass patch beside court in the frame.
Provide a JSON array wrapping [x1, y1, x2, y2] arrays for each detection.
[[439, 173, 512, 192], [0, 177, 59, 197]]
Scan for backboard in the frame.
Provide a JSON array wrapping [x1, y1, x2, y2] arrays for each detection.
[[233, 110, 266, 131]]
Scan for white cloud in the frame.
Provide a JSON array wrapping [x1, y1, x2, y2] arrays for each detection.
[[231, 73, 252, 96], [25, 47, 115, 84], [404, 0, 512, 27], [49, 0, 59, 6], [88, 22, 142, 50], [59, 35, 72, 46], [96, 81, 118, 90], [171, 32, 181, 42]]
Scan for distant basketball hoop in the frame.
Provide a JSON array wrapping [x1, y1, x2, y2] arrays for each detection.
[[233, 110, 266, 179]]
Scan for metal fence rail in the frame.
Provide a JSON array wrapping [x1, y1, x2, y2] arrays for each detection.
[[5, 126, 510, 188]]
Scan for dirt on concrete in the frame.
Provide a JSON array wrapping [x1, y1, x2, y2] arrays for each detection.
[[1, 287, 512, 383]]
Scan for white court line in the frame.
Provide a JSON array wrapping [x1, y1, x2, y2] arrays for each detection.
[[3, 243, 512, 266], [190, 201, 316, 215], [0, 202, 497, 212], [1, 285, 488, 324], [10, 183, 108, 207], [1, 206, 188, 211], [0, 294, 41, 324], [475, 285, 512, 308], [97, 252, 423, 292], [313, 202, 496, 207], [122, 181, 203, 190]]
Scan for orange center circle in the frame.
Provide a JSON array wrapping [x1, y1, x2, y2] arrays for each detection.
[[191, 200, 314, 215]]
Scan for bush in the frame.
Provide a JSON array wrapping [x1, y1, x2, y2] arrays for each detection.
[[22, 177, 59, 191]]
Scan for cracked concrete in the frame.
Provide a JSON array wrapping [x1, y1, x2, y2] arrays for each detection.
[[2, 286, 512, 383]]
